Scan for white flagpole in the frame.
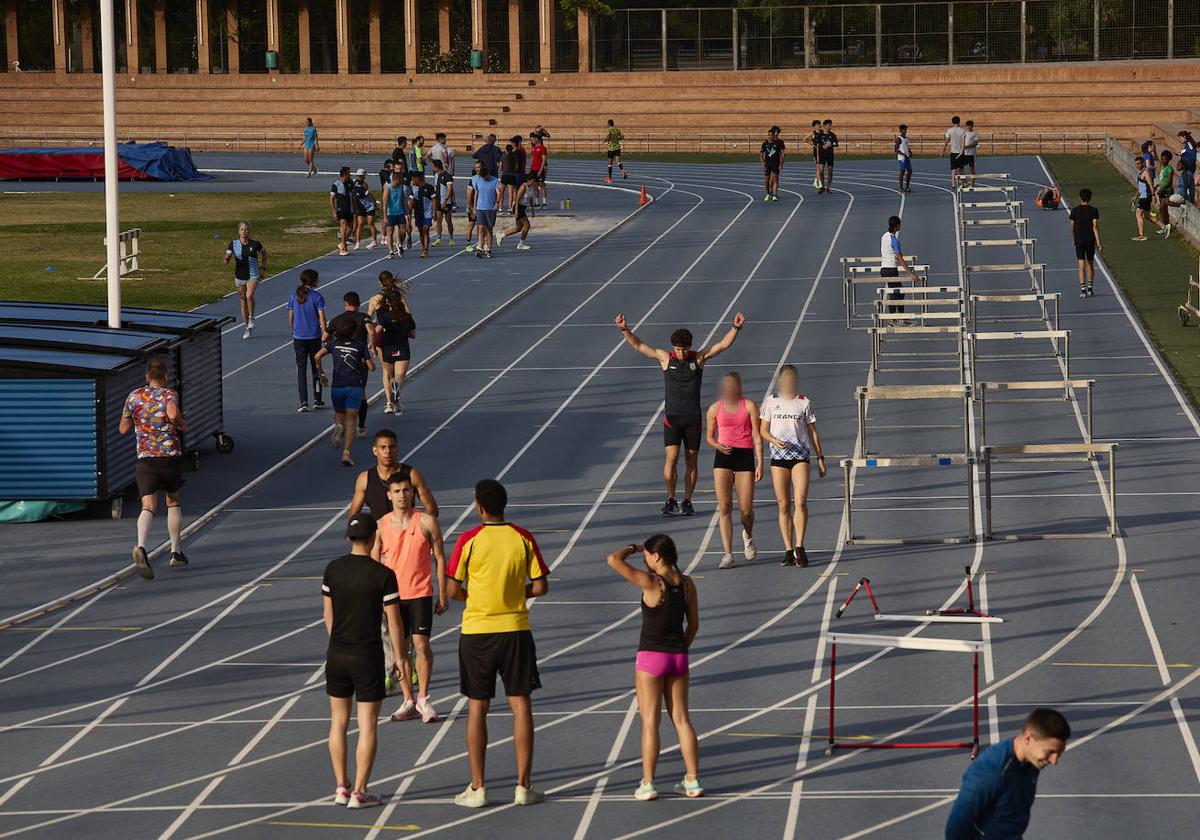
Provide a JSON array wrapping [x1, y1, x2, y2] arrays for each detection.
[[100, 0, 121, 328]]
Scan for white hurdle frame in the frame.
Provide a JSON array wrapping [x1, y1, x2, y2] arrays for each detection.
[[961, 237, 1037, 265], [841, 255, 921, 303], [969, 292, 1061, 332], [856, 383, 972, 457], [982, 443, 1118, 539], [976, 379, 1096, 446], [845, 264, 931, 328], [969, 329, 1070, 386], [870, 324, 967, 383], [842, 454, 976, 544], [90, 227, 141, 280], [961, 216, 1029, 239], [825, 632, 983, 758], [963, 263, 1046, 297]]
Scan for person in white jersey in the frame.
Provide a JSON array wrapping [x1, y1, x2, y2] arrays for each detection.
[[759, 365, 825, 567], [962, 120, 980, 185], [942, 115, 967, 185], [894, 124, 913, 194], [880, 215, 919, 315]]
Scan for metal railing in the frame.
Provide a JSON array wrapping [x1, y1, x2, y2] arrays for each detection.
[[0, 128, 1109, 156], [592, 0, 1200, 71]]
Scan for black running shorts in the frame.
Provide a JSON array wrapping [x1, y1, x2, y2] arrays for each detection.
[[459, 630, 541, 700], [326, 643, 386, 702], [399, 597, 434, 637], [663, 414, 703, 451], [136, 456, 185, 498]]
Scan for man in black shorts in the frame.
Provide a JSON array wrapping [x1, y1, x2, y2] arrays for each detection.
[[322, 514, 405, 809], [119, 358, 190, 580], [1067, 187, 1102, 298], [760, 125, 785, 201], [818, 118, 838, 194], [330, 166, 354, 256], [615, 311, 747, 516], [326, 291, 376, 437]]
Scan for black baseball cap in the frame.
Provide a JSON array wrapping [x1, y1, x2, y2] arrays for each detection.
[[346, 515, 377, 541]]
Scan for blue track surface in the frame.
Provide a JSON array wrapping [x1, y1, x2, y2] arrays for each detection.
[[1, 155, 1198, 840]]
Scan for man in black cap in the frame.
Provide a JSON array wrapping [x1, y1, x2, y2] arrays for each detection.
[[322, 514, 406, 809]]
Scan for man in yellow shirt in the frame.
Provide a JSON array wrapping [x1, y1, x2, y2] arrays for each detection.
[[447, 479, 549, 808], [605, 118, 627, 183]]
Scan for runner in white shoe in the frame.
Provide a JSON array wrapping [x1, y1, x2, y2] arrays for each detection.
[[759, 365, 826, 567], [495, 178, 532, 251], [705, 372, 762, 569], [223, 221, 266, 338], [373, 472, 448, 723]]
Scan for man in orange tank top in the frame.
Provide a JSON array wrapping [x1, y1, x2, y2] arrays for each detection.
[[372, 472, 448, 723]]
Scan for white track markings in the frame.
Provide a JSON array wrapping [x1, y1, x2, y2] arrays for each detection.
[[0, 589, 110, 672], [156, 777, 226, 840], [572, 700, 640, 840], [136, 586, 259, 688]]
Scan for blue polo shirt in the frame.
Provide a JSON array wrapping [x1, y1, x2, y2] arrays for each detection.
[[471, 174, 499, 211], [945, 738, 1041, 840]]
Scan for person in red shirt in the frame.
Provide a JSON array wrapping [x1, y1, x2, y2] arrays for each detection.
[[528, 134, 549, 209]]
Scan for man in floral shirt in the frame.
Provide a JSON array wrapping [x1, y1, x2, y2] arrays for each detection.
[[119, 359, 189, 580]]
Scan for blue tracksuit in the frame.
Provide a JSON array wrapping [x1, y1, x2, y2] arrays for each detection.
[[945, 738, 1041, 840]]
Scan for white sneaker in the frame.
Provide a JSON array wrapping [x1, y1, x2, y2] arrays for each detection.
[[495, 231, 506, 247], [455, 784, 487, 808], [743, 531, 758, 562], [513, 784, 544, 806], [366, 240, 377, 250], [390, 698, 418, 721], [347, 790, 383, 809], [718, 553, 736, 569], [333, 784, 351, 806], [417, 695, 438, 723], [448, 237, 456, 246], [246, 319, 255, 330], [516, 242, 531, 250], [432, 238, 443, 247], [331, 425, 344, 448], [353, 241, 361, 251], [241, 328, 252, 340]]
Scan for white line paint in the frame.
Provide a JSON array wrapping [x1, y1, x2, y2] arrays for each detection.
[[39, 698, 128, 768], [573, 699, 639, 840], [0, 777, 32, 809], [781, 694, 820, 840], [135, 586, 259, 688], [155, 776, 225, 840], [0, 589, 110, 672]]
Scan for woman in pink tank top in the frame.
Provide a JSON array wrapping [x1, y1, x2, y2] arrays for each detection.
[[705, 372, 762, 570]]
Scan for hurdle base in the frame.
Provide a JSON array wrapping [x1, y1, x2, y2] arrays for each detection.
[[826, 741, 979, 757], [846, 536, 975, 546], [985, 530, 1117, 541], [875, 613, 1004, 624]]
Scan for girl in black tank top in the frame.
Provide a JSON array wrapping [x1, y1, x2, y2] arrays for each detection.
[[607, 535, 703, 800]]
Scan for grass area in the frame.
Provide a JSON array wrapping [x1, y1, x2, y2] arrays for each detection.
[[0, 192, 336, 311], [1043, 154, 1200, 410]]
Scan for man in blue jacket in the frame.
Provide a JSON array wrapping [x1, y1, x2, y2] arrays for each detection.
[[945, 708, 1070, 839]]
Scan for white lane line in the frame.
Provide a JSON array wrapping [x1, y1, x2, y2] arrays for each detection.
[[782, 694, 819, 840], [136, 586, 259, 688], [572, 699, 639, 840], [978, 574, 1000, 746], [809, 576, 839, 685], [156, 777, 226, 840], [39, 698, 129, 768], [2, 187, 661, 632], [0, 589, 110, 672], [0, 777, 32, 809]]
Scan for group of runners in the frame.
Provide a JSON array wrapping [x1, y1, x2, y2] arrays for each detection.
[[1132, 131, 1197, 241]]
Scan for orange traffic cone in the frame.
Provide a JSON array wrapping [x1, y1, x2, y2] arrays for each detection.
[[639, 185, 650, 206]]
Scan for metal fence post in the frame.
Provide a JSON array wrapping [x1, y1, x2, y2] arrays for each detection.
[[948, 4, 954, 64], [1093, 0, 1100, 60], [803, 6, 812, 68], [731, 7, 738, 70], [876, 4, 882, 66], [661, 8, 667, 71], [1019, 1, 1026, 62], [1167, 0, 1174, 59]]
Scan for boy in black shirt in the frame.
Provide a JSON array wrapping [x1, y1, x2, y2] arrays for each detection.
[[818, 119, 838, 194], [322, 514, 405, 809], [410, 171, 437, 258], [760, 126, 785, 202], [316, 319, 376, 466], [325, 291, 376, 438], [330, 167, 354, 256], [1067, 187, 1102, 298]]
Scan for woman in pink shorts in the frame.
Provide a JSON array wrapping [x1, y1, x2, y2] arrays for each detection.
[[606, 534, 702, 801]]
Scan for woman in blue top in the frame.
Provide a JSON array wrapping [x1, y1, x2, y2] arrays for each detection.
[[301, 118, 319, 178], [315, 318, 375, 467], [383, 170, 407, 258], [288, 268, 328, 412], [1177, 130, 1197, 206]]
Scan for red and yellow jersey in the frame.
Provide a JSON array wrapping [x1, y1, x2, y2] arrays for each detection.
[[448, 522, 548, 634]]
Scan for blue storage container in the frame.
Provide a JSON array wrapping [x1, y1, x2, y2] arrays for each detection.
[[0, 302, 234, 508]]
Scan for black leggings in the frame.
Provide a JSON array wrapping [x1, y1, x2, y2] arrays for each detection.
[[293, 337, 322, 404]]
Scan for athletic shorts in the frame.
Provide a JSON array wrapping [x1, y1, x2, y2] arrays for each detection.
[[476, 208, 497, 228], [516, 204, 528, 221], [881, 266, 899, 278], [663, 414, 703, 451], [635, 650, 689, 678], [897, 159, 912, 171], [763, 161, 780, 174], [950, 155, 964, 170], [136, 456, 185, 498], [233, 275, 261, 288], [1074, 240, 1097, 262], [961, 154, 976, 167], [607, 148, 622, 160], [501, 173, 517, 186], [386, 214, 406, 227], [336, 210, 354, 223], [459, 630, 541, 700], [529, 168, 545, 183], [415, 216, 430, 229], [818, 152, 835, 166], [1137, 196, 1152, 212], [713, 447, 755, 472], [398, 596, 433, 637], [331, 385, 363, 412], [380, 342, 411, 362], [326, 642, 386, 702], [771, 457, 810, 470], [514, 173, 525, 187]]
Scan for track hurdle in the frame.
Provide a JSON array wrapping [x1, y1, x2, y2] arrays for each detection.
[[89, 227, 141, 280], [1179, 267, 1199, 331], [845, 264, 931, 328], [842, 454, 976, 544], [977, 379, 1095, 446], [876, 288, 963, 320], [961, 237, 1037, 265], [835, 570, 1004, 625], [969, 292, 1061, 332], [961, 216, 1029, 239], [956, 184, 1016, 200], [856, 383, 972, 457], [963, 263, 1046, 297], [841, 255, 921, 303], [955, 172, 1010, 187], [825, 632, 982, 758], [960, 200, 1022, 217], [982, 443, 1118, 539], [968, 329, 1070, 386], [870, 325, 966, 384]]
